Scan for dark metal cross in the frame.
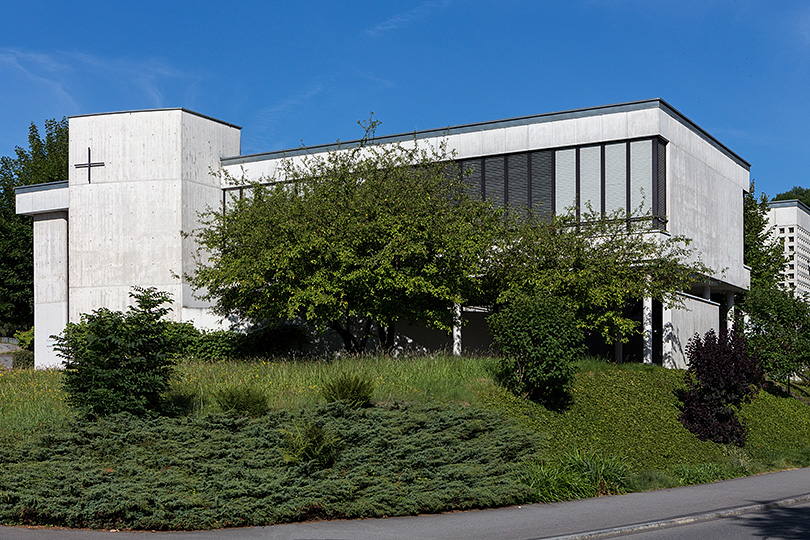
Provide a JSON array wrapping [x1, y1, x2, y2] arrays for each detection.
[[74, 147, 104, 183]]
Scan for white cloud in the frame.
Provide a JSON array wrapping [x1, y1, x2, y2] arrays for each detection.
[[365, 0, 451, 38]]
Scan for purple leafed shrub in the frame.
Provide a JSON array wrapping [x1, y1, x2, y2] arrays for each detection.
[[679, 329, 763, 446]]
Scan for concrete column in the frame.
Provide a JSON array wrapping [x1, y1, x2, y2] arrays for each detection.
[[726, 291, 735, 332], [643, 296, 653, 364], [33, 212, 69, 368], [703, 285, 711, 300], [452, 303, 462, 356]]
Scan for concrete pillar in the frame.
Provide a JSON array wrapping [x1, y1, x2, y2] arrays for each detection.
[[703, 285, 711, 300], [643, 296, 653, 364], [452, 303, 462, 356], [33, 212, 69, 368], [726, 291, 735, 332]]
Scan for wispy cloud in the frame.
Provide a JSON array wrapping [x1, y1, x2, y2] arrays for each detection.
[[0, 47, 206, 114], [365, 0, 451, 38], [249, 83, 325, 150]]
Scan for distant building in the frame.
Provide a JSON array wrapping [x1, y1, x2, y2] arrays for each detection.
[[767, 199, 810, 296], [17, 99, 751, 369]]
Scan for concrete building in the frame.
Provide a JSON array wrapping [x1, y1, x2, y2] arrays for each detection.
[[767, 199, 810, 296], [16, 99, 750, 369]]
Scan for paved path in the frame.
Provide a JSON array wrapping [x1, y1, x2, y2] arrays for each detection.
[[3, 467, 810, 539]]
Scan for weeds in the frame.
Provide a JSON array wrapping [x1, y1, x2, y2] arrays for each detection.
[[321, 373, 374, 407], [214, 385, 268, 417]]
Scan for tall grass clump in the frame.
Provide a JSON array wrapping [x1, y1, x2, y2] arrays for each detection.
[[321, 373, 374, 407], [517, 451, 629, 502]]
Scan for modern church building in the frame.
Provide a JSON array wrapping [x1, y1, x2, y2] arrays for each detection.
[[16, 99, 751, 369]]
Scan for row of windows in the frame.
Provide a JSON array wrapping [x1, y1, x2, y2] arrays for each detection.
[[222, 137, 669, 228], [454, 137, 667, 227]]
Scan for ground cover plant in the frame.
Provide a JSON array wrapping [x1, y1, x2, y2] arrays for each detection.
[[2, 355, 810, 530]]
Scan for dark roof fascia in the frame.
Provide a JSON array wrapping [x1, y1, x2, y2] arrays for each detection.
[[14, 180, 68, 195], [768, 199, 810, 216], [70, 108, 242, 130], [221, 98, 750, 170]]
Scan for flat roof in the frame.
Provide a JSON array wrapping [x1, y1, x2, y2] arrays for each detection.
[[70, 108, 242, 130], [222, 98, 750, 170], [14, 180, 68, 195], [769, 199, 810, 215]]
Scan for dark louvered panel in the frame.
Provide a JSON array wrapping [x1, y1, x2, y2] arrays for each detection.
[[531, 150, 553, 219], [657, 139, 667, 229], [630, 140, 652, 215], [555, 148, 576, 215], [507, 153, 530, 209], [484, 156, 505, 205], [580, 145, 601, 217], [604, 142, 626, 216], [461, 158, 482, 199]]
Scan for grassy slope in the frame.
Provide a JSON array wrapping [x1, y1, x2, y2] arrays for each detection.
[[1, 357, 810, 529]]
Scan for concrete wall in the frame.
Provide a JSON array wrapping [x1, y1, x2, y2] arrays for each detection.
[[68, 110, 240, 324], [663, 293, 720, 369], [32, 212, 69, 368], [658, 111, 750, 290]]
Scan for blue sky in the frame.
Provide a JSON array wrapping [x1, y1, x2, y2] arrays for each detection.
[[1, 0, 808, 198]]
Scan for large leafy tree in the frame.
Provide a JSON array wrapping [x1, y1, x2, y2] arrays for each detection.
[[189, 118, 503, 353], [743, 181, 786, 290], [0, 118, 69, 335], [739, 181, 808, 384], [489, 210, 712, 344]]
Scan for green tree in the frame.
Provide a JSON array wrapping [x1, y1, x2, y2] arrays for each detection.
[[773, 185, 810, 209], [489, 210, 712, 345], [743, 285, 810, 385], [0, 118, 69, 335], [189, 118, 503, 353], [737, 181, 808, 384], [743, 181, 786, 290], [54, 287, 176, 417]]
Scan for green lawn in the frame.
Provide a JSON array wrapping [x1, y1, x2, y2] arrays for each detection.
[[1, 356, 809, 530]]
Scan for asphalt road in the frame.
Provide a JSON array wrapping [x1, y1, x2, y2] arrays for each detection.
[[3, 467, 810, 540]]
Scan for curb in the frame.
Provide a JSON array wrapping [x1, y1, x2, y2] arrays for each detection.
[[534, 492, 810, 540]]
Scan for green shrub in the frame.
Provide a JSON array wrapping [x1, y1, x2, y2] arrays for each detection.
[[518, 451, 628, 502], [488, 294, 583, 407], [321, 373, 374, 407], [163, 388, 201, 416], [680, 330, 763, 446], [672, 463, 729, 485], [281, 420, 341, 469], [11, 350, 34, 369], [214, 385, 267, 417], [13, 327, 34, 351], [53, 287, 175, 417]]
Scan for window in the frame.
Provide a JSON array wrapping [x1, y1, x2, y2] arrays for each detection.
[[459, 136, 667, 229]]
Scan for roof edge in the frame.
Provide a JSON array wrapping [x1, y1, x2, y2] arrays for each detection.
[[14, 180, 69, 195], [70, 108, 241, 130], [222, 98, 749, 170], [769, 199, 810, 215]]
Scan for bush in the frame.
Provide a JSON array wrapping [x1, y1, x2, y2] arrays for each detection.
[[488, 294, 583, 407], [13, 327, 34, 351], [54, 287, 176, 417], [679, 329, 763, 446], [11, 350, 34, 369], [321, 373, 374, 408], [281, 420, 341, 469], [214, 385, 268, 417]]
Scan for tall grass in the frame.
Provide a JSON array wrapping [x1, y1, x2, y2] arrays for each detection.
[[170, 354, 496, 413], [0, 367, 74, 443]]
